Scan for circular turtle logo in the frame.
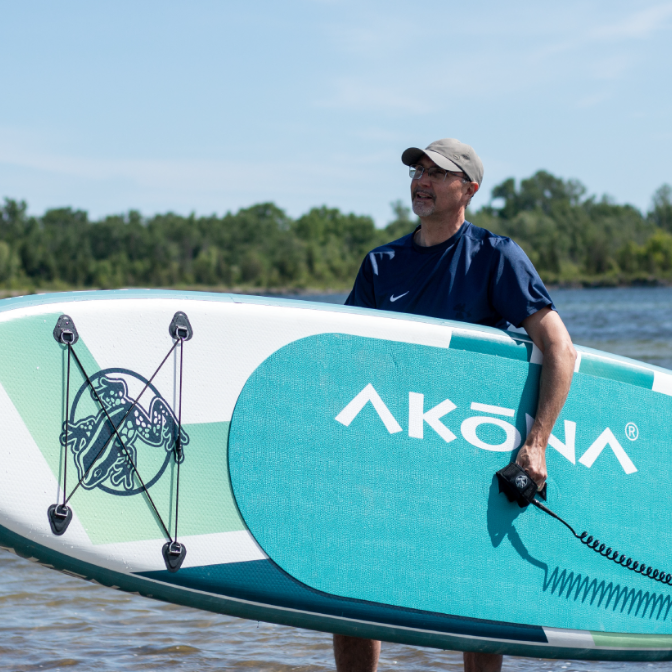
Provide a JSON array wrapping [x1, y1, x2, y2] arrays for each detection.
[[60, 368, 189, 496]]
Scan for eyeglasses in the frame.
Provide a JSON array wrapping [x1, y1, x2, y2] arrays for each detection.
[[409, 165, 468, 183]]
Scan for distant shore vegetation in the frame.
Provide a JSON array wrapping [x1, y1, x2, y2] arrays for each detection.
[[1, 170, 672, 295]]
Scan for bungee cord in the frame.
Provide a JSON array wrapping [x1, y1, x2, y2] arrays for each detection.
[[49, 312, 192, 572]]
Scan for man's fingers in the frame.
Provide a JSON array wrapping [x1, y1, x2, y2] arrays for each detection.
[[514, 456, 546, 490], [525, 469, 546, 489]]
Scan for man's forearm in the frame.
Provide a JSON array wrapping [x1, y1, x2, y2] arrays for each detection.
[[528, 339, 575, 446], [517, 308, 577, 487]]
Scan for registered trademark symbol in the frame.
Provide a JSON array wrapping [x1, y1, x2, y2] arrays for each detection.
[[625, 422, 639, 441]]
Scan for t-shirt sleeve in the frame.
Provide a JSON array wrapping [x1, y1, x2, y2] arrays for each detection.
[[345, 254, 377, 308], [489, 239, 556, 328]]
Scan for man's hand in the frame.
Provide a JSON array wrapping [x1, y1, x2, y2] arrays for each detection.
[[518, 307, 576, 490], [515, 443, 547, 490]]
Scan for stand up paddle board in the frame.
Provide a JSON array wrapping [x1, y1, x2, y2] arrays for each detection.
[[1, 290, 671, 661]]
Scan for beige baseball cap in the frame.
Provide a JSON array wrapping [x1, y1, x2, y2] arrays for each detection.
[[402, 138, 484, 186]]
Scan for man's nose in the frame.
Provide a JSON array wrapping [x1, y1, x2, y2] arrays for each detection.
[[416, 170, 433, 187]]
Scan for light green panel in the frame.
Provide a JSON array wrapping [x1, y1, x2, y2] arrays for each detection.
[[74, 421, 241, 545], [0, 313, 238, 544], [162, 421, 244, 538], [591, 632, 672, 649], [0, 313, 99, 477]]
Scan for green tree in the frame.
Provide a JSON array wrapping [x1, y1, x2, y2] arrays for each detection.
[[482, 172, 654, 279], [0, 241, 17, 282], [640, 231, 672, 273], [490, 171, 586, 220], [0, 199, 29, 243], [650, 184, 672, 232], [293, 207, 378, 286], [384, 200, 417, 240]]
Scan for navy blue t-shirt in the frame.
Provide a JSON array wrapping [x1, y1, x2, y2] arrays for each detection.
[[345, 221, 555, 330]]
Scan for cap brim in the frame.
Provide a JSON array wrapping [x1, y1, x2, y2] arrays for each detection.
[[401, 147, 462, 173]]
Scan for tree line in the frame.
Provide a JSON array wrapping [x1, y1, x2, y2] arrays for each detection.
[[471, 172, 672, 284], [1, 171, 671, 292]]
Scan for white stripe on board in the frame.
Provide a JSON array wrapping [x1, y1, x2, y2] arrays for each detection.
[[501, 331, 543, 364], [470, 402, 515, 417], [530, 343, 544, 365], [653, 370, 672, 396], [574, 351, 582, 373], [96, 530, 268, 570], [543, 627, 596, 649]]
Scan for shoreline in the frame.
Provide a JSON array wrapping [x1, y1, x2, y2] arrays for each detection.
[[1, 277, 671, 301]]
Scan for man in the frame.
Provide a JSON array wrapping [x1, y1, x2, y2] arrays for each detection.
[[334, 139, 576, 672]]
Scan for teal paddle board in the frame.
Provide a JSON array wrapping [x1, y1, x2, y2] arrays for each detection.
[[0, 290, 671, 661]]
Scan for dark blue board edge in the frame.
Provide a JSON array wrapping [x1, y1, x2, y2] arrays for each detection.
[[139, 558, 546, 645], [1, 524, 672, 661]]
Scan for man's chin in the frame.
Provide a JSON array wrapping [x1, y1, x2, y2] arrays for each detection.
[[412, 200, 435, 217]]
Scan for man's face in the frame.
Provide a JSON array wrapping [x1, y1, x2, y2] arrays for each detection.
[[410, 155, 477, 219]]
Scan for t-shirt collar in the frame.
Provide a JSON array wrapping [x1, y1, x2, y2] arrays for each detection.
[[411, 220, 471, 254]]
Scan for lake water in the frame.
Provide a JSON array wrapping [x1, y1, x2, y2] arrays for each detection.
[[2, 287, 672, 671]]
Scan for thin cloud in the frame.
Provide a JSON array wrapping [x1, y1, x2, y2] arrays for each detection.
[[590, 2, 672, 39], [325, 10, 421, 58], [532, 2, 672, 62], [575, 91, 611, 109], [318, 3, 672, 112], [0, 148, 233, 191], [351, 127, 408, 143], [315, 78, 424, 113], [0, 140, 391, 207], [588, 53, 634, 81]]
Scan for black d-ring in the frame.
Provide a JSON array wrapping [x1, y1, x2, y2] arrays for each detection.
[[53, 315, 79, 345], [168, 312, 193, 341], [162, 540, 187, 572], [48, 504, 73, 535]]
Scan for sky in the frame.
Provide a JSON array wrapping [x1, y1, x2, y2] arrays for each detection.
[[1, 0, 672, 227]]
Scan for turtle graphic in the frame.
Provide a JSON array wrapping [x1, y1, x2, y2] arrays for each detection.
[[61, 372, 189, 495]]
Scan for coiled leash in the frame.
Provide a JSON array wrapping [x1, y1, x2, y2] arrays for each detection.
[[496, 463, 672, 585], [49, 312, 193, 573]]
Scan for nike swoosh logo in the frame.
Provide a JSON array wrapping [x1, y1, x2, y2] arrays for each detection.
[[390, 292, 409, 303]]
